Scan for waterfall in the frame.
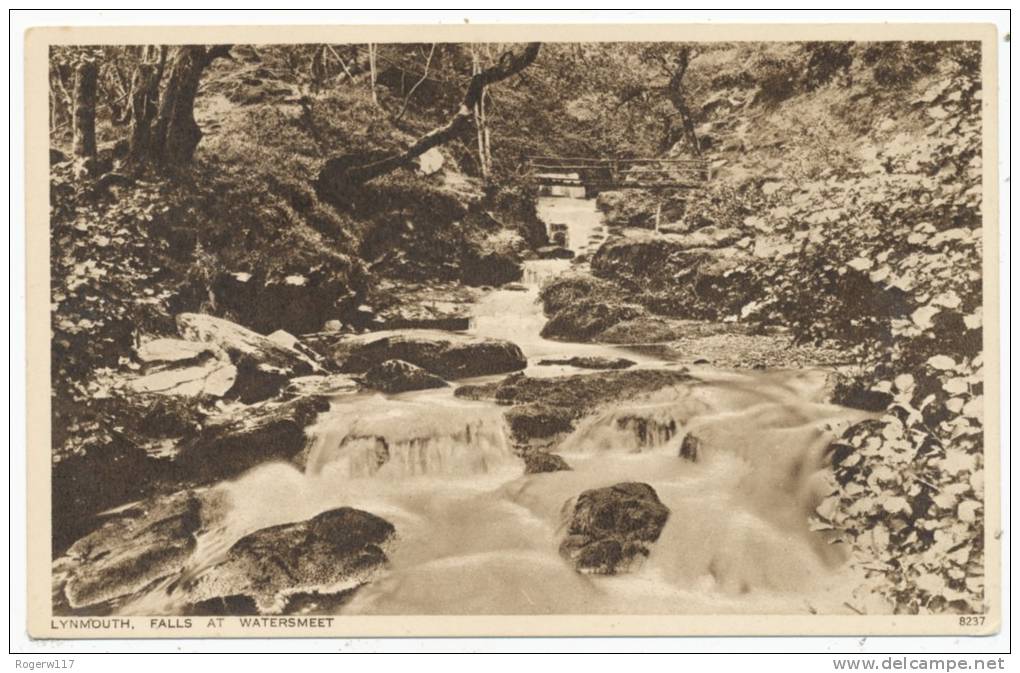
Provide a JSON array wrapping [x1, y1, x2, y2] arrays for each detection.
[[303, 394, 519, 479]]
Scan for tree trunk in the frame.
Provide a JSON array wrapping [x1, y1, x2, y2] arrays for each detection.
[[318, 42, 540, 194], [368, 43, 378, 105], [666, 48, 701, 157], [482, 90, 493, 172], [471, 47, 490, 179], [148, 45, 230, 169], [71, 59, 98, 178], [310, 45, 327, 93], [127, 47, 167, 168]]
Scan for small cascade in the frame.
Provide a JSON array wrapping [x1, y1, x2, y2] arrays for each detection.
[[559, 402, 686, 454], [522, 259, 570, 287], [536, 195, 606, 257], [304, 394, 519, 479]]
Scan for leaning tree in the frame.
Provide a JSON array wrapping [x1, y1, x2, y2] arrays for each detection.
[[315, 41, 541, 200]]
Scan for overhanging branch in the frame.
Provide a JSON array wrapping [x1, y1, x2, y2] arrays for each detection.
[[319, 42, 541, 190]]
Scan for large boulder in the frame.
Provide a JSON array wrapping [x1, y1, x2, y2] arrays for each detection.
[[362, 359, 448, 394], [505, 404, 576, 444], [559, 482, 670, 575], [177, 396, 329, 480], [538, 273, 626, 317], [332, 331, 527, 380], [540, 299, 647, 342], [590, 230, 686, 289], [595, 316, 683, 344], [56, 491, 203, 609], [461, 250, 523, 287], [176, 313, 318, 403], [183, 507, 395, 613]]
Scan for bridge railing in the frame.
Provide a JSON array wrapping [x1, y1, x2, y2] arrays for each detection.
[[525, 156, 711, 189]]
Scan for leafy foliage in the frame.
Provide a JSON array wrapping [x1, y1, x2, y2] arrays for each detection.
[[50, 166, 183, 460], [736, 49, 985, 614]]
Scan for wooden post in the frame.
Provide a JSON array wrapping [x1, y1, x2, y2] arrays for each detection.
[[71, 58, 98, 178], [654, 200, 662, 232]]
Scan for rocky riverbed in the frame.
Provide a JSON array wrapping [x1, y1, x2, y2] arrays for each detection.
[[53, 193, 871, 617]]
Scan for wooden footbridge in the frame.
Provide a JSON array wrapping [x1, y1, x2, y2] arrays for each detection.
[[526, 156, 711, 197]]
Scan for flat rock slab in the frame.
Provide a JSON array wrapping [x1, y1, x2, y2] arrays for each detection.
[[57, 491, 203, 609], [332, 330, 527, 380], [177, 313, 317, 373], [183, 507, 395, 614], [537, 356, 636, 370], [284, 374, 360, 398], [136, 338, 215, 365], [559, 482, 670, 575], [126, 358, 237, 398]]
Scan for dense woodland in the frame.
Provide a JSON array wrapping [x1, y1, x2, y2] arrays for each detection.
[[50, 41, 984, 615]]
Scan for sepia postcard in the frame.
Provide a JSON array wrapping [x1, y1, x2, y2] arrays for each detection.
[[24, 21, 1000, 639]]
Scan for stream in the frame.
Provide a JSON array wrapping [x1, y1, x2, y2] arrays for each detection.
[[129, 195, 873, 616]]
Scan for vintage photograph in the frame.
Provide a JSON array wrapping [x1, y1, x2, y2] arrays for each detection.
[[28, 24, 997, 637]]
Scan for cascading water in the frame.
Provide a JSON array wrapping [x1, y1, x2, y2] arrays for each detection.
[[302, 392, 518, 478], [124, 192, 873, 616]]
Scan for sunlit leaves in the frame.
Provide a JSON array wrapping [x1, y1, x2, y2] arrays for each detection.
[[927, 355, 956, 371], [760, 62, 987, 616]]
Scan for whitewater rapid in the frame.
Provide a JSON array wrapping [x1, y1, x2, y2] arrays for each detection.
[[125, 195, 872, 616]]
